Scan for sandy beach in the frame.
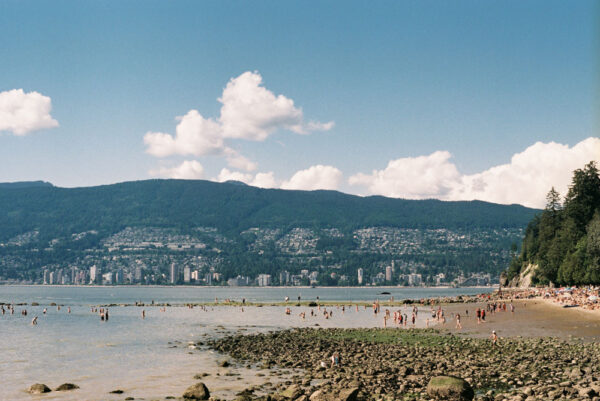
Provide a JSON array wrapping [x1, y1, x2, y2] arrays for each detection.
[[440, 298, 600, 340]]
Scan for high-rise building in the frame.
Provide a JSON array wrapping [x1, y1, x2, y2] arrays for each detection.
[[43, 270, 49, 285], [385, 265, 393, 282], [48, 271, 55, 285], [115, 269, 124, 284], [134, 266, 142, 282], [357, 268, 364, 285], [90, 265, 98, 284], [170, 263, 178, 284], [257, 274, 272, 286], [279, 270, 290, 285], [183, 266, 191, 283]]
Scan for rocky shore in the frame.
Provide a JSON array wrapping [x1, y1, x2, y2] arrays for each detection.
[[205, 327, 600, 401]]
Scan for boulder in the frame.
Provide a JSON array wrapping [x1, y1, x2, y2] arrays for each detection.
[[338, 387, 360, 401], [55, 383, 79, 391], [109, 389, 124, 394], [182, 382, 210, 400], [280, 384, 303, 399], [28, 384, 51, 394], [308, 387, 358, 401], [426, 376, 474, 401], [309, 389, 327, 401]]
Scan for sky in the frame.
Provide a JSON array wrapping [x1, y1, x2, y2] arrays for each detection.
[[0, 0, 598, 208]]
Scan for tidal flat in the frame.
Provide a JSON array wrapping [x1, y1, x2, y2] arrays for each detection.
[[206, 327, 600, 401]]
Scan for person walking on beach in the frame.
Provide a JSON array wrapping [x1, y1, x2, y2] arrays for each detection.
[[330, 352, 340, 367], [455, 313, 462, 330], [491, 330, 498, 346], [142, 310, 145, 319]]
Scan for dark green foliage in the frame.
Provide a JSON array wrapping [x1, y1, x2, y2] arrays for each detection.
[[508, 162, 600, 285], [0, 179, 539, 281], [0, 179, 536, 243]]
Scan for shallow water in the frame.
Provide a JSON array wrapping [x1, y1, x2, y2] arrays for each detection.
[[0, 286, 492, 401]]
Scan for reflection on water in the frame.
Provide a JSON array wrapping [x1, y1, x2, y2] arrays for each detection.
[[0, 286, 493, 401]]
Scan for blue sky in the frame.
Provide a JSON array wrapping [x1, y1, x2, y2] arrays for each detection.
[[0, 0, 598, 207]]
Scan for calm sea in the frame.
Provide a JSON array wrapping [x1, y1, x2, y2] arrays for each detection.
[[0, 286, 493, 401]]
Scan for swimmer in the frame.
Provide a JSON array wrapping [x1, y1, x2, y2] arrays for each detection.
[[142, 310, 145, 319], [31, 316, 38, 325]]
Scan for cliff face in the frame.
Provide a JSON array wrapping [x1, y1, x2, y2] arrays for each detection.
[[508, 263, 538, 288]]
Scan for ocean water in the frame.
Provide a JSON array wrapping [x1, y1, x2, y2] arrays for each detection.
[[0, 286, 493, 401]]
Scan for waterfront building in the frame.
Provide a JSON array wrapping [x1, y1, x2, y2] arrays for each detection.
[[170, 263, 178, 284], [257, 274, 272, 286], [385, 265, 393, 282], [90, 265, 99, 284]]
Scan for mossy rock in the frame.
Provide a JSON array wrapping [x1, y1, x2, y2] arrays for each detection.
[[426, 376, 474, 401], [182, 382, 210, 400], [56, 383, 79, 391], [28, 384, 51, 394]]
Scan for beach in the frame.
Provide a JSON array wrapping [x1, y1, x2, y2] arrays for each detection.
[[3, 286, 600, 401]]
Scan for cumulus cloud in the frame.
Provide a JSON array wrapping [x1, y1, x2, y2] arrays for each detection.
[[349, 137, 600, 208], [281, 165, 343, 191], [450, 137, 600, 207], [144, 71, 333, 171], [0, 89, 59, 135], [349, 151, 461, 199], [151, 160, 205, 179], [216, 168, 277, 188], [144, 110, 224, 158]]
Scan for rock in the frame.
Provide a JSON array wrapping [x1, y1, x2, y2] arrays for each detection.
[[309, 389, 327, 401], [109, 389, 124, 394], [28, 384, 51, 394], [426, 376, 474, 401], [182, 382, 210, 400], [280, 384, 303, 399], [218, 359, 230, 367], [55, 383, 79, 391], [338, 387, 360, 401]]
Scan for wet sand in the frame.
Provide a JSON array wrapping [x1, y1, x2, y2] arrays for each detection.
[[441, 299, 600, 340]]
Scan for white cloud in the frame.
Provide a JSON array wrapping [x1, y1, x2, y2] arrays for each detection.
[[281, 165, 343, 191], [349, 137, 600, 208], [144, 110, 224, 158], [450, 137, 600, 207], [151, 160, 205, 179], [215, 168, 277, 188], [349, 151, 461, 199], [223, 148, 258, 172], [220, 71, 304, 140], [0, 89, 59, 135], [144, 71, 333, 171]]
